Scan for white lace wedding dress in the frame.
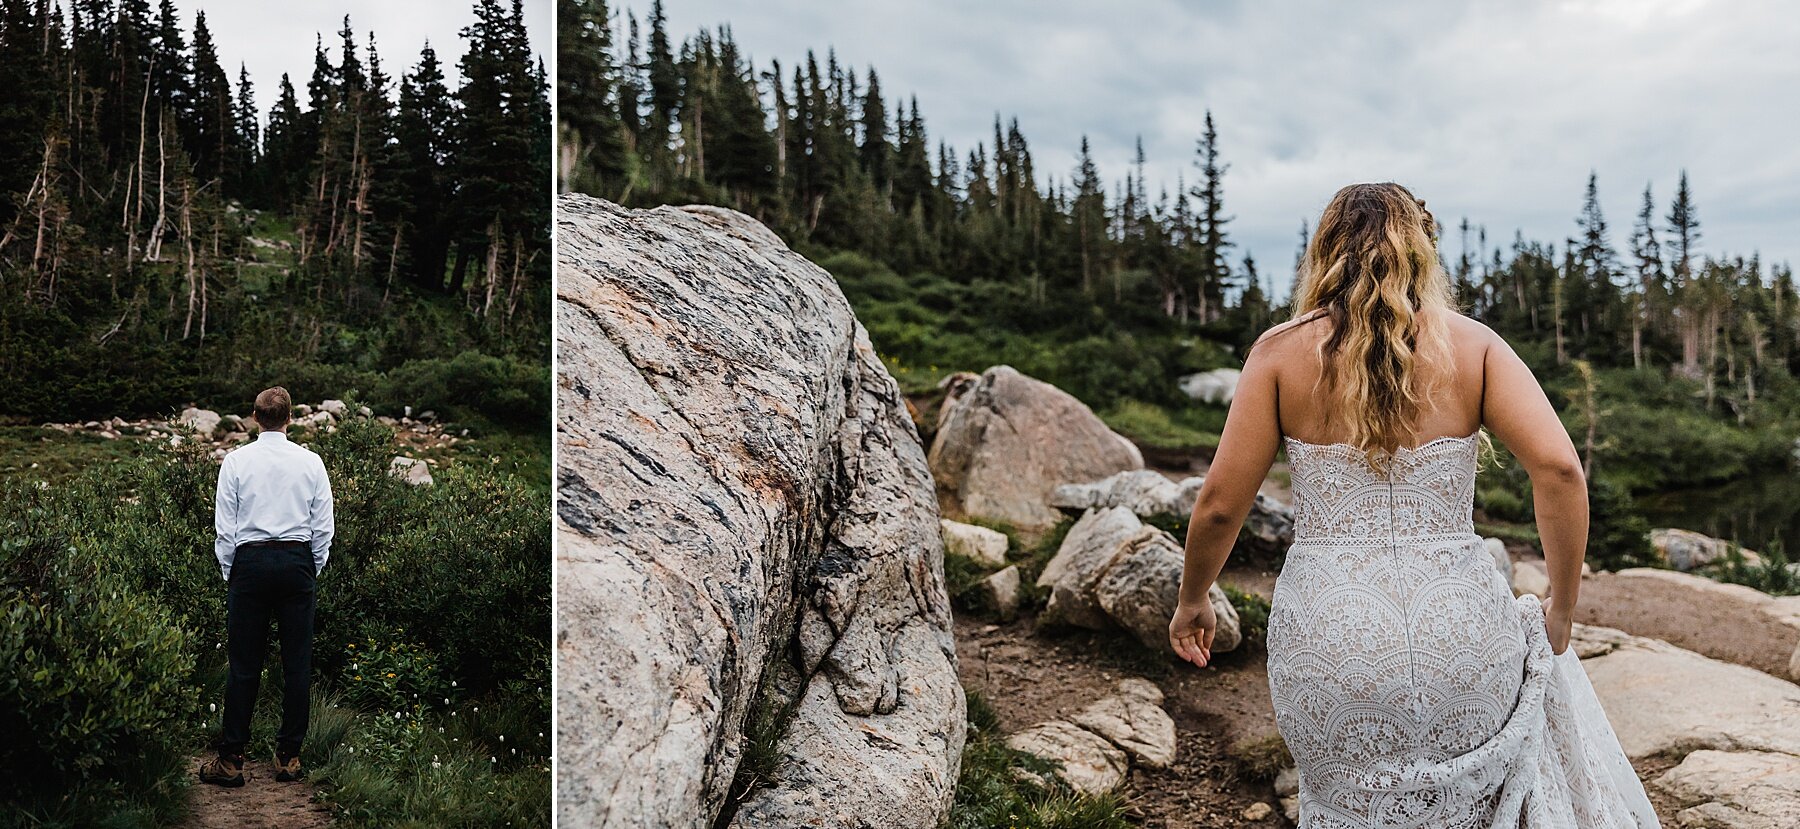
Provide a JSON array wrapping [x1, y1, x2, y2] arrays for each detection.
[[1267, 432, 1660, 828]]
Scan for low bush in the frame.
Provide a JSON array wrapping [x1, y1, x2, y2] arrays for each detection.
[[0, 414, 548, 826]]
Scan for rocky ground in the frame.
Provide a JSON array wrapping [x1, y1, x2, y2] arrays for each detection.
[[957, 562, 1290, 828], [31, 401, 470, 484], [947, 401, 1800, 828]]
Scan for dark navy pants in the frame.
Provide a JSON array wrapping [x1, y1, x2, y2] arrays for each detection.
[[217, 540, 316, 757]]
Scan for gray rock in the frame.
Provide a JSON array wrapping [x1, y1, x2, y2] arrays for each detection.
[[178, 407, 222, 436], [976, 565, 1022, 622], [221, 414, 244, 431], [319, 399, 348, 418], [1484, 537, 1512, 587], [1656, 750, 1800, 828], [1178, 367, 1241, 405], [554, 196, 963, 829], [941, 519, 1009, 567], [389, 457, 433, 486], [1274, 766, 1299, 798], [1005, 720, 1128, 796], [1049, 470, 1294, 557], [1038, 507, 1241, 654], [1653, 527, 1762, 572], [293, 403, 312, 417], [1514, 559, 1551, 598], [928, 365, 1143, 531], [1068, 679, 1176, 768], [1578, 624, 1800, 759]]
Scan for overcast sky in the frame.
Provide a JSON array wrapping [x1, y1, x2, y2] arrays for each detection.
[[639, 0, 1799, 295], [175, 0, 548, 129]]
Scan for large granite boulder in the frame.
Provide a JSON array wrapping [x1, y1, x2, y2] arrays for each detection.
[[1037, 506, 1241, 654], [1049, 469, 1295, 556], [928, 366, 1143, 531], [178, 407, 222, 436], [1652, 527, 1762, 572], [1576, 623, 1800, 759], [555, 196, 964, 828], [1656, 749, 1800, 828]]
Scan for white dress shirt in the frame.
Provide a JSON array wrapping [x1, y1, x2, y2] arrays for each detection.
[[214, 430, 335, 581]]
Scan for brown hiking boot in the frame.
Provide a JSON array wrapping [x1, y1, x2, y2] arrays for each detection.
[[274, 752, 303, 782], [198, 754, 246, 787]]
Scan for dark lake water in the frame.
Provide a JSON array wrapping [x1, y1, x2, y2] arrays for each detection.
[[1637, 472, 1800, 556]]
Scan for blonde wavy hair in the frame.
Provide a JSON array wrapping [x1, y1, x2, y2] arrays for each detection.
[[1292, 182, 1455, 472]]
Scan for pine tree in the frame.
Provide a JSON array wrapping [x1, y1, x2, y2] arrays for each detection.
[[859, 68, 888, 190], [645, 0, 678, 132], [1072, 135, 1104, 295], [231, 64, 260, 193], [557, 0, 626, 194], [1575, 171, 1616, 283], [1627, 183, 1663, 369], [1191, 110, 1232, 321], [187, 11, 234, 183], [1666, 170, 1700, 287], [396, 40, 454, 289]]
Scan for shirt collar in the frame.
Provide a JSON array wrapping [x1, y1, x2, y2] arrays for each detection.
[[257, 430, 289, 442]]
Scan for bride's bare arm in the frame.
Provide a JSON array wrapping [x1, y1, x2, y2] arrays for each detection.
[[1479, 327, 1588, 652], [1175, 345, 1281, 608]]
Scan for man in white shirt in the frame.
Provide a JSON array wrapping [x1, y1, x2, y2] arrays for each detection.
[[199, 387, 334, 788]]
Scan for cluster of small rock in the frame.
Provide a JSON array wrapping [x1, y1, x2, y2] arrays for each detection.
[[1050, 468, 1295, 556], [1004, 678, 1177, 796], [42, 400, 452, 485]]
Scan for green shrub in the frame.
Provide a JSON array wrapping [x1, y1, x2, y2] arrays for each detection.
[[1713, 540, 1800, 597], [1476, 486, 1528, 523], [0, 413, 548, 825], [1586, 477, 1657, 572], [1221, 584, 1271, 647]]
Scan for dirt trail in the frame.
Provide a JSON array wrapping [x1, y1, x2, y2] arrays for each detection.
[[177, 756, 333, 829]]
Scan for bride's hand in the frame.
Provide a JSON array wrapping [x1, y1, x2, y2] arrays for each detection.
[[1542, 594, 1574, 655], [1169, 598, 1217, 667]]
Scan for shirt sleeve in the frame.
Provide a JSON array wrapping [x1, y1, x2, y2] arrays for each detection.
[[214, 457, 237, 582], [310, 459, 335, 574]]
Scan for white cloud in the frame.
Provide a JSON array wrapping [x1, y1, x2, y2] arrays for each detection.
[[646, 0, 1800, 285], [168, 0, 549, 127]]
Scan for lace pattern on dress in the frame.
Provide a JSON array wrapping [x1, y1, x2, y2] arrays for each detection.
[[1267, 432, 1658, 828]]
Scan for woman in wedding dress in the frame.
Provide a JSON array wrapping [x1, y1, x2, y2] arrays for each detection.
[[1168, 182, 1659, 828]]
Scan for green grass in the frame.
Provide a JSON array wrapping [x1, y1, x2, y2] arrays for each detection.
[[1475, 522, 1540, 546], [1099, 399, 1223, 453], [948, 692, 1135, 829], [0, 426, 144, 484], [415, 423, 551, 494]]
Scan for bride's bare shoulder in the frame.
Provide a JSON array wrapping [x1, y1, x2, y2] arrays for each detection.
[[1249, 312, 1328, 355], [1435, 309, 1506, 347]]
